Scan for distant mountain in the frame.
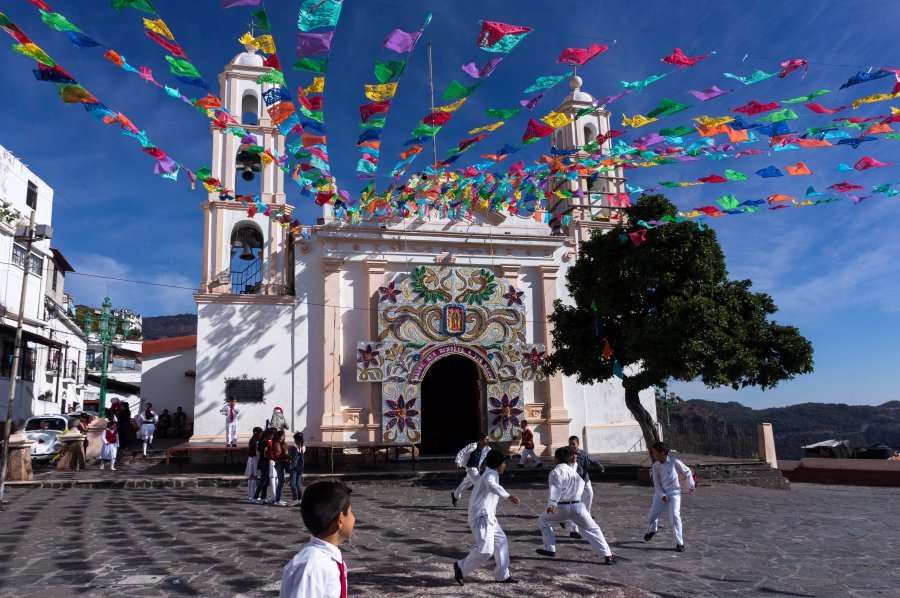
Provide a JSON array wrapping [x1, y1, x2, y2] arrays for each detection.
[[668, 399, 900, 460], [142, 314, 197, 340]]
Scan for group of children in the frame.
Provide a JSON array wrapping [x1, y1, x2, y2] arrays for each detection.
[[245, 425, 306, 507], [98, 401, 160, 470], [278, 440, 695, 596]]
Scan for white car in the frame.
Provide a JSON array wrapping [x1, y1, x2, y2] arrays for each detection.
[[24, 415, 77, 462]]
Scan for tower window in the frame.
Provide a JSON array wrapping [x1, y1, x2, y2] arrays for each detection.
[[241, 93, 259, 125]]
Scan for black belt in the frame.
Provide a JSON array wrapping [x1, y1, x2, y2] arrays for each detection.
[[558, 500, 581, 505]]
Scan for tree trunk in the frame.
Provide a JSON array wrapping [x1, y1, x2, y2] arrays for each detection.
[[624, 386, 660, 451]]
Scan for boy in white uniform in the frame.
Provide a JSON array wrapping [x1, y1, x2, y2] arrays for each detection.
[[280, 481, 355, 598], [136, 403, 158, 456], [219, 397, 240, 447], [567, 435, 605, 539], [644, 441, 695, 552], [450, 434, 489, 507], [453, 450, 520, 585], [535, 447, 616, 565]]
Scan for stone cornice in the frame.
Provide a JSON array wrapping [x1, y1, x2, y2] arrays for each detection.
[[194, 293, 295, 306], [314, 225, 566, 253]]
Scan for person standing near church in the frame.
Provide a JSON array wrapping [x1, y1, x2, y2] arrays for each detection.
[[451, 434, 489, 507], [453, 450, 520, 586], [535, 447, 616, 565], [219, 397, 240, 447], [567, 435, 604, 539], [516, 420, 542, 468]]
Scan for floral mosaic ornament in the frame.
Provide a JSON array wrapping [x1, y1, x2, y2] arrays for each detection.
[[489, 393, 524, 432], [383, 394, 420, 433], [503, 286, 524, 306], [521, 347, 546, 380], [382, 381, 421, 444], [456, 269, 498, 305], [357, 342, 384, 381], [410, 266, 452, 303], [378, 280, 402, 303]]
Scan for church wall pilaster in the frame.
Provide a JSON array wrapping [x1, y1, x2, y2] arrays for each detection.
[[364, 259, 388, 442], [538, 264, 571, 452], [321, 258, 344, 433], [200, 202, 212, 292]]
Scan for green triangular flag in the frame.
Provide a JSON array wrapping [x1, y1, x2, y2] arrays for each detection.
[[442, 80, 478, 100], [411, 123, 441, 137], [724, 169, 747, 181], [293, 57, 329, 74], [659, 125, 695, 137], [374, 60, 406, 84], [647, 98, 692, 118], [485, 107, 522, 119]]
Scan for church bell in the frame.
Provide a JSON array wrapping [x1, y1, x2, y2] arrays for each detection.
[[239, 244, 254, 260]]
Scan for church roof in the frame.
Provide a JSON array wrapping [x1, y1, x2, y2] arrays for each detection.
[[143, 335, 197, 356]]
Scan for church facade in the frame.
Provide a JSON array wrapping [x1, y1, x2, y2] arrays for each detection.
[[192, 50, 657, 454]]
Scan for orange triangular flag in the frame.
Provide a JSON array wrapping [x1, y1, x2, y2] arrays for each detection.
[[602, 340, 614, 359], [784, 162, 812, 176]]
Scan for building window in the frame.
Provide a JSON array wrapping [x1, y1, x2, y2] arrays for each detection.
[[52, 263, 58, 291], [28, 253, 43, 276], [0, 341, 13, 378], [12, 244, 26, 268], [20, 347, 35, 381], [26, 181, 38, 209]]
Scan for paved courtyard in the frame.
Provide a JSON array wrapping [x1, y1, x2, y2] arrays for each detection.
[[1, 479, 899, 597]]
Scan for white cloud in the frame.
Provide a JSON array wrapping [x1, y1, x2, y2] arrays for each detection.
[[64, 253, 196, 317]]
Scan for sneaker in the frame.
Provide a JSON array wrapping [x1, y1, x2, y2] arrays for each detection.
[[534, 462, 543, 468], [516, 463, 525, 468], [289, 500, 298, 506], [560, 521, 568, 529], [497, 577, 518, 584], [605, 555, 617, 565], [451, 492, 458, 507], [99, 464, 105, 470], [675, 544, 685, 553], [275, 501, 288, 506], [110, 466, 116, 471], [644, 532, 656, 542], [569, 531, 583, 540], [453, 561, 465, 586], [535, 548, 556, 558], [254, 498, 265, 504]]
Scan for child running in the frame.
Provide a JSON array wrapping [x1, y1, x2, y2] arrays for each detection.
[[450, 434, 489, 507], [280, 481, 354, 598], [535, 446, 616, 565], [644, 441, 695, 553], [453, 449, 520, 586], [99, 421, 118, 471]]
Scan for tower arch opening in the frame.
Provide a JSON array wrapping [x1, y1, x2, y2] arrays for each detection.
[[230, 221, 264, 294]]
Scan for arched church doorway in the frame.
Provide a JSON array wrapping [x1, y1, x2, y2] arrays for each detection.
[[419, 355, 482, 454]]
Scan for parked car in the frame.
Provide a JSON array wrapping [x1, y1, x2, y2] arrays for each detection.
[[24, 415, 78, 462]]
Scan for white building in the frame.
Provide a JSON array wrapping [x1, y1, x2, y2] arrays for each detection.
[[141, 334, 196, 431], [191, 51, 657, 454], [0, 144, 88, 421]]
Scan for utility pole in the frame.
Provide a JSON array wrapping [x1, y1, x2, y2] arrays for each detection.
[[0, 209, 37, 508]]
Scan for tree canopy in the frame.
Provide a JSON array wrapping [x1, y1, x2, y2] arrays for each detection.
[[546, 194, 814, 446]]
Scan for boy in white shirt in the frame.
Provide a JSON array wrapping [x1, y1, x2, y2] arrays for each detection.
[[535, 446, 616, 564], [644, 441, 696, 553], [280, 481, 355, 598], [453, 449, 520, 585], [219, 397, 240, 447], [450, 434, 489, 507]]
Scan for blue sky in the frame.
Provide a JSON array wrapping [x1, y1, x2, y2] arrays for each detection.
[[1, 0, 898, 408]]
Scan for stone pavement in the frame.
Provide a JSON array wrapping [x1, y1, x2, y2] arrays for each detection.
[[2, 480, 899, 597]]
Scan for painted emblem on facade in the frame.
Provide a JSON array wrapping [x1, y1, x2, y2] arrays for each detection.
[[357, 266, 546, 444]]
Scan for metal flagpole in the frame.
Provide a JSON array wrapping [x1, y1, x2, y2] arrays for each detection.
[[428, 43, 438, 166]]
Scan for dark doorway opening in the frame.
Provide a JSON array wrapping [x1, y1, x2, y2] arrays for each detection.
[[420, 354, 481, 455]]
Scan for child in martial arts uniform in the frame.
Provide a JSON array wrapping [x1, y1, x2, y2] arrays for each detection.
[[219, 397, 240, 447], [535, 447, 616, 565], [450, 434, 489, 507], [644, 441, 695, 552], [516, 420, 542, 468], [136, 403, 158, 456], [280, 481, 355, 598], [453, 449, 520, 586], [99, 421, 119, 471], [245, 427, 263, 501], [567, 435, 604, 539]]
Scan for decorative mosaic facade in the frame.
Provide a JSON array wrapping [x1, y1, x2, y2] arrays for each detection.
[[357, 266, 546, 445]]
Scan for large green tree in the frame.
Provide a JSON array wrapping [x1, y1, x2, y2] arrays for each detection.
[[546, 195, 814, 447]]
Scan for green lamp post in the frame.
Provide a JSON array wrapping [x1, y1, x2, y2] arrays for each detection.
[[656, 390, 680, 445], [83, 297, 132, 418]]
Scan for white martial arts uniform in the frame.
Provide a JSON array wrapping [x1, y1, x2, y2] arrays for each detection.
[[452, 442, 488, 501], [457, 468, 512, 582], [219, 404, 241, 445], [647, 455, 695, 546], [136, 411, 158, 440], [570, 449, 603, 534], [280, 536, 347, 598], [538, 463, 612, 557]]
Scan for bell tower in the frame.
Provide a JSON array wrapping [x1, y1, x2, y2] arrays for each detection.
[[198, 45, 292, 295], [548, 75, 626, 240]]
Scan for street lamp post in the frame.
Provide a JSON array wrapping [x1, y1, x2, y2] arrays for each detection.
[[83, 298, 131, 418], [657, 391, 679, 445]]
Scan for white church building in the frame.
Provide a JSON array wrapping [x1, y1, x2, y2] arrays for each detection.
[[192, 49, 657, 454]]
